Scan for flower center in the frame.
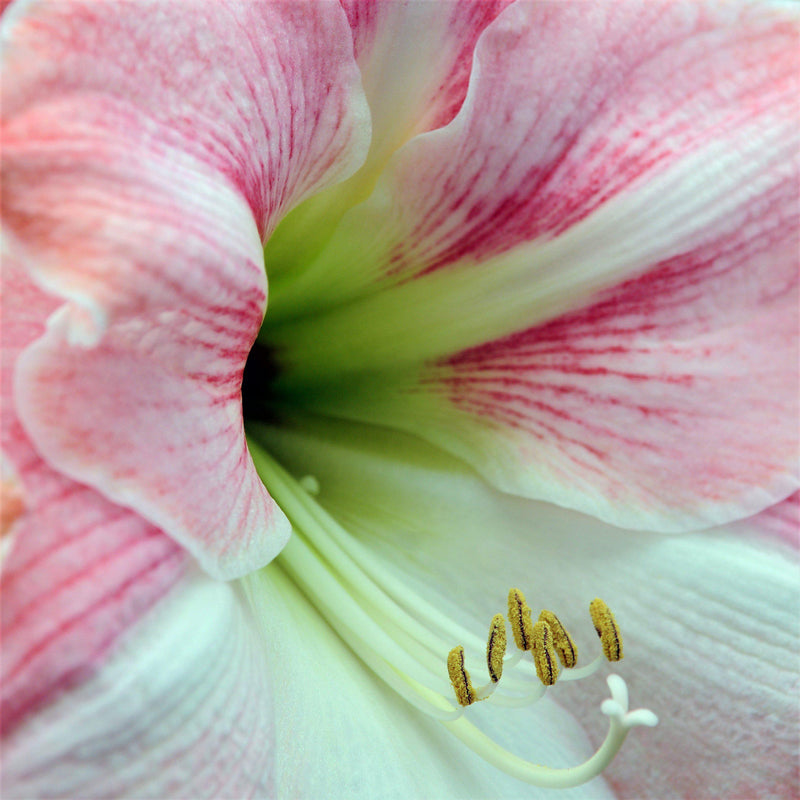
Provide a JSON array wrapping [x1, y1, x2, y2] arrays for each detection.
[[241, 341, 282, 424], [246, 437, 658, 789]]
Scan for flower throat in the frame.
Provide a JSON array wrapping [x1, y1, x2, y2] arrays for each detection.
[[246, 437, 658, 789], [241, 341, 283, 424]]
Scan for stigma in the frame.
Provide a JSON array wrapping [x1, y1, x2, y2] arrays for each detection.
[[246, 437, 658, 790]]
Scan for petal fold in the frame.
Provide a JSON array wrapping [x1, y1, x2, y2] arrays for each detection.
[[2, 0, 371, 577], [264, 0, 510, 302]]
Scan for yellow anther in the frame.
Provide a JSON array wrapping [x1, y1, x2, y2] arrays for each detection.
[[590, 598, 623, 662], [507, 588, 535, 651], [532, 621, 559, 686], [486, 613, 507, 683], [538, 609, 578, 668], [447, 645, 477, 706]]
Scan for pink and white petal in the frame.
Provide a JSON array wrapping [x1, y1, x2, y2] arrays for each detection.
[[265, 0, 798, 369], [255, 417, 800, 800], [2, 569, 275, 799], [265, 1, 799, 531], [317, 274, 798, 533], [2, 131, 288, 578], [1, 0, 371, 578], [2, 257, 191, 739], [732, 491, 800, 548], [2, 0, 370, 238], [264, 0, 509, 298], [0, 474, 187, 741]]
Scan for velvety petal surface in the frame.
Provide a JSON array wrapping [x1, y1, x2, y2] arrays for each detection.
[[255, 418, 800, 799], [1, 0, 370, 577], [263, 0, 798, 531], [2, 570, 276, 799]]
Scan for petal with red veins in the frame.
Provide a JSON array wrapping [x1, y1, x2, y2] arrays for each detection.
[[2, 570, 275, 800], [265, 0, 798, 366], [264, 1, 799, 531], [4, 131, 290, 578], [0, 476, 188, 741], [2, 0, 370, 237], [1, 257, 189, 737], [2, 0, 370, 578], [264, 0, 510, 302]]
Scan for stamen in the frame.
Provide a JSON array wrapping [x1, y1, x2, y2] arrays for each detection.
[[539, 609, 578, 668], [486, 614, 506, 683], [246, 436, 657, 790], [590, 598, 623, 662], [448, 646, 477, 706], [532, 620, 559, 686], [507, 588, 534, 651]]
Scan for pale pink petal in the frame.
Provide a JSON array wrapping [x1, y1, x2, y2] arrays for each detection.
[[264, 0, 509, 303], [2, 0, 370, 577], [2, 571, 276, 799], [265, 0, 799, 531], [3, 139, 289, 578], [2, 0, 369, 238], [266, 0, 797, 356], [733, 491, 800, 548]]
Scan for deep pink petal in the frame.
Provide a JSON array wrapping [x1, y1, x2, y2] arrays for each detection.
[[2, 0, 370, 577]]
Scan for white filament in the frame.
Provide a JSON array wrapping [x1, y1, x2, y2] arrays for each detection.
[[247, 438, 658, 788]]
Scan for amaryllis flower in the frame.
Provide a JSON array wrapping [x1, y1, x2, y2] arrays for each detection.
[[1, 1, 798, 797]]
